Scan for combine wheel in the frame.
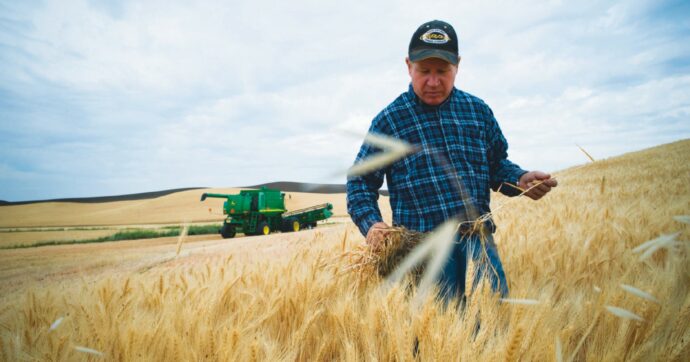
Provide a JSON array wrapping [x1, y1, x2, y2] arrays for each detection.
[[258, 221, 270, 236], [280, 218, 300, 232], [220, 224, 236, 238]]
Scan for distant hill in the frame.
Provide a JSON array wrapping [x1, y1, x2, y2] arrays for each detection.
[[0, 182, 388, 206], [245, 181, 389, 196], [0, 187, 206, 206]]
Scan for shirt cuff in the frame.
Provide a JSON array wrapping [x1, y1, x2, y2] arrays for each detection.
[[502, 169, 528, 197], [513, 169, 528, 187], [358, 213, 384, 236]]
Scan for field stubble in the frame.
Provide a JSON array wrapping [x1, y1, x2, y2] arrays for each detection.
[[0, 140, 689, 360]]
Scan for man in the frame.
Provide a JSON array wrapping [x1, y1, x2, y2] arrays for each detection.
[[346, 20, 557, 300]]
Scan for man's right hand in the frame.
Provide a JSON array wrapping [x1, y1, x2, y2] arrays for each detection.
[[366, 222, 391, 251], [519, 170, 558, 200]]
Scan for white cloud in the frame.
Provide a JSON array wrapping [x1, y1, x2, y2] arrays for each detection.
[[1, 0, 688, 200]]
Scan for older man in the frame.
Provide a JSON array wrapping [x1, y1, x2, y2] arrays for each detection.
[[346, 20, 557, 300]]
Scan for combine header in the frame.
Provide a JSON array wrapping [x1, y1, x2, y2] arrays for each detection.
[[200, 187, 333, 238]]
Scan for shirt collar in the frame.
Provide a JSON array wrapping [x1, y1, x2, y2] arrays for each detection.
[[407, 83, 457, 110]]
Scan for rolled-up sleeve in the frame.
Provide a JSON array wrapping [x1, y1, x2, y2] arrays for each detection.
[[484, 107, 527, 197]]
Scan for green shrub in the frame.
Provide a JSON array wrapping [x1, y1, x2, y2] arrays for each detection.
[[187, 224, 221, 235], [1, 224, 222, 249]]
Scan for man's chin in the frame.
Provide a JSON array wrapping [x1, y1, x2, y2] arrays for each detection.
[[422, 97, 444, 106]]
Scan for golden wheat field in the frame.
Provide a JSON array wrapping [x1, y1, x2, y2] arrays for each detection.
[[0, 140, 688, 361]]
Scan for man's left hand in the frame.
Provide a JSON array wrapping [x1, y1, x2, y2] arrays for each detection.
[[518, 171, 558, 200]]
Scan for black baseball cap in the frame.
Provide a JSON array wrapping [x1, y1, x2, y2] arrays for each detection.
[[408, 20, 459, 65]]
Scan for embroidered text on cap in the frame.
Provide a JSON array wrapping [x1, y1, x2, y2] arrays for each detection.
[[420, 29, 450, 44]]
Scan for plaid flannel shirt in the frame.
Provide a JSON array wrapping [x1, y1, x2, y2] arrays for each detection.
[[346, 85, 527, 236]]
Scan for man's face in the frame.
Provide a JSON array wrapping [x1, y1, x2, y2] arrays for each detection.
[[406, 57, 459, 106]]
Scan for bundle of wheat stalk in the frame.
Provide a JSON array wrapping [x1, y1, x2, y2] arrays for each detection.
[[344, 227, 427, 279]]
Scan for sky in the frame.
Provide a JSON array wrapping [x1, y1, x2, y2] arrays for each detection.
[[1, 0, 689, 201]]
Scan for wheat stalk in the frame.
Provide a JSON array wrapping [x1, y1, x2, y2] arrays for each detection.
[[620, 284, 659, 303], [175, 223, 189, 257], [673, 215, 690, 224], [48, 317, 64, 331], [412, 220, 459, 306], [347, 132, 417, 177], [576, 144, 596, 162], [505, 327, 524, 361], [632, 232, 680, 260], [500, 298, 541, 306], [555, 336, 563, 362], [74, 345, 104, 356], [605, 306, 644, 322]]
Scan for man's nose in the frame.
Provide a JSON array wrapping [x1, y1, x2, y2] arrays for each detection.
[[427, 74, 441, 86]]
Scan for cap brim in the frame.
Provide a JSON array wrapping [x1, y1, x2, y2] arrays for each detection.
[[409, 49, 459, 65]]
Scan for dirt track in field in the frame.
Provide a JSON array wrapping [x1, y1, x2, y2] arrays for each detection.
[[0, 224, 351, 297]]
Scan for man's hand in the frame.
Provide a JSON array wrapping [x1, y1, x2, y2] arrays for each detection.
[[518, 171, 558, 200], [366, 222, 391, 251]]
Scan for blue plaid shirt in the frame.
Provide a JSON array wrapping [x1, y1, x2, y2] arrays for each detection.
[[347, 85, 527, 236]]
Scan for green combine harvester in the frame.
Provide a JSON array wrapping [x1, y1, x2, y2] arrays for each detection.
[[200, 187, 333, 238]]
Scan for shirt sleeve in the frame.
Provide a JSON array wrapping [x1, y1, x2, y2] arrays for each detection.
[[484, 106, 527, 197], [346, 113, 390, 236]]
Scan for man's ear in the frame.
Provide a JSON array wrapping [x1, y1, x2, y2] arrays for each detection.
[[405, 57, 413, 76]]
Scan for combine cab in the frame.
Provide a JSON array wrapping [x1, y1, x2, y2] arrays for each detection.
[[200, 187, 333, 238]]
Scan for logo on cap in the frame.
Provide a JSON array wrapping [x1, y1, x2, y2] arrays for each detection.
[[420, 29, 450, 44]]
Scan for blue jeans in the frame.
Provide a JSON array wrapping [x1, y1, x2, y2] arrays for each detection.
[[438, 233, 509, 301]]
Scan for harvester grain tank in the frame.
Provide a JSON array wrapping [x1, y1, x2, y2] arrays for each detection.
[[200, 187, 333, 238]]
